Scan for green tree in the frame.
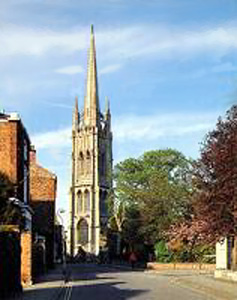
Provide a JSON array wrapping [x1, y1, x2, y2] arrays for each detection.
[[112, 149, 193, 247]]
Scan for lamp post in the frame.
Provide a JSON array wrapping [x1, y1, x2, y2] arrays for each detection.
[[57, 209, 66, 272]]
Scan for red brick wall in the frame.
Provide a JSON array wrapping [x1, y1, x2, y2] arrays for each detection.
[[21, 231, 32, 286], [0, 119, 32, 285], [30, 165, 57, 201], [0, 120, 30, 202], [0, 122, 18, 184], [30, 160, 57, 268]]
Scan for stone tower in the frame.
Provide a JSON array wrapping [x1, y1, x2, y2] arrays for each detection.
[[70, 26, 113, 257]]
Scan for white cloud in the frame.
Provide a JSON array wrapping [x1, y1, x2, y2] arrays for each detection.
[[31, 111, 219, 150], [190, 62, 237, 79], [113, 112, 219, 142], [0, 25, 87, 56], [100, 63, 122, 74], [96, 25, 237, 62], [55, 63, 122, 76], [55, 65, 84, 75], [32, 127, 71, 149], [40, 100, 73, 109], [0, 23, 237, 62]]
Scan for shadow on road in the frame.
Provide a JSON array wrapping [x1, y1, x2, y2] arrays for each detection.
[[23, 281, 148, 300], [34, 263, 145, 284], [22, 264, 148, 299]]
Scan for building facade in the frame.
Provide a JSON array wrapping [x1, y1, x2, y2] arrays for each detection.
[[29, 146, 57, 272], [0, 112, 32, 286], [70, 26, 113, 256]]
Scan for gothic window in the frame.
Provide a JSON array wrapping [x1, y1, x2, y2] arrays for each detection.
[[77, 219, 88, 245], [86, 150, 91, 174], [79, 152, 84, 174], [77, 191, 82, 213], [84, 189, 90, 213]]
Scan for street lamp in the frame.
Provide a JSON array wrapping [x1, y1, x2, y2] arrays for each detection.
[[57, 209, 66, 272]]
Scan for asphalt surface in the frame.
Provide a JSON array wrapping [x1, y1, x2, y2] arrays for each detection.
[[19, 264, 234, 300]]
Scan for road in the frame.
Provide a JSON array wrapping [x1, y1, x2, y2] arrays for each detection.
[[21, 264, 228, 300], [68, 264, 207, 300]]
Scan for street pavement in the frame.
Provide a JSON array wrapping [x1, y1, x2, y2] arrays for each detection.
[[15, 264, 237, 300]]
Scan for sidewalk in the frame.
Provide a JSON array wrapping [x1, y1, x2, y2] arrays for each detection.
[[148, 270, 237, 300], [33, 264, 65, 284], [9, 265, 66, 300]]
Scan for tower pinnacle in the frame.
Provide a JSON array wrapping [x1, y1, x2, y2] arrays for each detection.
[[84, 25, 100, 126], [72, 95, 79, 131]]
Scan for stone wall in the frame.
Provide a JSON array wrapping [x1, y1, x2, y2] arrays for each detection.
[[147, 262, 215, 272]]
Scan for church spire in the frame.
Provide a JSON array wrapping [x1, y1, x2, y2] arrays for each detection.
[[84, 25, 100, 126], [72, 95, 79, 131]]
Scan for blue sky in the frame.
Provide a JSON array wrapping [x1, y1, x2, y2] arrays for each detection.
[[0, 0, 237, 222]]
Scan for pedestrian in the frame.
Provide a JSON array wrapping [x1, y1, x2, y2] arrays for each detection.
[[62, 267, 71, 283], [129, 251, 137, 269]]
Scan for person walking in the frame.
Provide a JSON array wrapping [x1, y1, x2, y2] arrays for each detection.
[[129, 251, 137, 269]]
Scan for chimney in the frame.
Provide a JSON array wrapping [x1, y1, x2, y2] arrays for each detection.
[[30, 145, 36, 163]]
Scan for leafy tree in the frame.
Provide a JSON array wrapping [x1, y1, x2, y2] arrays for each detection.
[[154, 240, 172, 262], [111, 149, 193, 247], [169, 105, 237, 248], [194, 105, 237, 241]]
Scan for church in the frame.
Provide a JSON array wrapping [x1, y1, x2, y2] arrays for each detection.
[[69, 26, 113, 257]]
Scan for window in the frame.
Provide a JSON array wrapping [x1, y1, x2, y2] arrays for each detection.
[[79, 152, 84, 174], [86, 150, 91, 174], [24, 140, 28, 161], [77, 219, 89, 245], [23, 166, 28, 204], [84, 190, 90, 213], [77, 191, 82, 213]]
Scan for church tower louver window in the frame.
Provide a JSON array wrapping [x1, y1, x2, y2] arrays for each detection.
[[70, 25, 113, 256]]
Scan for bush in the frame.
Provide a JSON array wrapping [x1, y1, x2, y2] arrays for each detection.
[[154, 241, 172, 262]]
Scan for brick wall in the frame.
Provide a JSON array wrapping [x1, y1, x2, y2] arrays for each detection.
[[0, 122, 18, 184], [21, 231, 32, 286], [30, 164, 57, 201], [0, 120, 30, 202], [0, 117, 32, 285], [30, 155, 57, 269]]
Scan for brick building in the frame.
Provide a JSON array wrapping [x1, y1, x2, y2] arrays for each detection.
[[30, 146, 57, 270], [0, 112, 33, 286]]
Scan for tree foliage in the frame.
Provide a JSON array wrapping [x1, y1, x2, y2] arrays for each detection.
[[169, 105, 237, 246], [111, 149, 193, 246], [193, 105, 237, 241]]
